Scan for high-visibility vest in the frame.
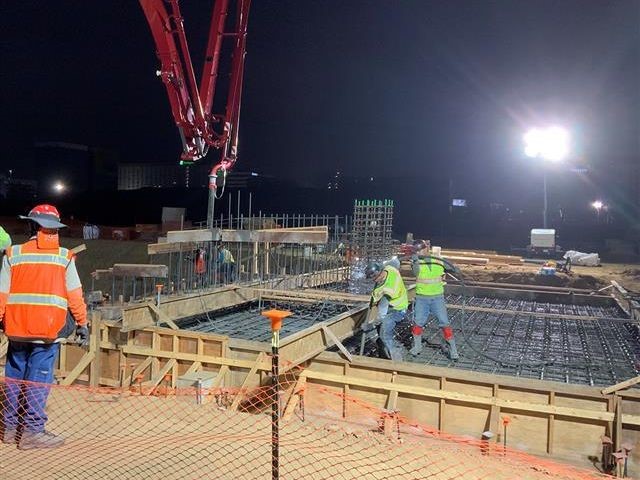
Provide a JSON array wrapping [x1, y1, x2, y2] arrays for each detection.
[[415, 259, 445, 296], [371, 265, 409, 310], [4, 240, 73, 341]]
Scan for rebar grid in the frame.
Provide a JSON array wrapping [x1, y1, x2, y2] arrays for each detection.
[[340, 296, 639, 387], [177, 299, 352, 342]]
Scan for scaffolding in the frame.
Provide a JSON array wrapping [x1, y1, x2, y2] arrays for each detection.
[[351, 199, 394, 262]]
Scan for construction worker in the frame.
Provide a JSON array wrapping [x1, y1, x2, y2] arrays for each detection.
[[218, 244, 235, 283], [0, 226, 11, 253], [410, 241, 459, 360], [365, 260, 408, 362], [0, 204, 88, 450]]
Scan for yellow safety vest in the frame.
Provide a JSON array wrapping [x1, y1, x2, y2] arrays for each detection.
[[416, 259, 445, 296], [371, 265, 408, 310]]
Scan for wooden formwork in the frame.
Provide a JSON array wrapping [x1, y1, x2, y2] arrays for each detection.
[[299, 352, 640, 473]]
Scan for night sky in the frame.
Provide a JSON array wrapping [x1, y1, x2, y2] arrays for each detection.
[[2, 1, 639, 215]]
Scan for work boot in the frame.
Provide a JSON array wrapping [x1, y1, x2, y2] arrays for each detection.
[[17, 431, 65, 450], [409, 334, 423, 356], [446, 338, 459, 361], [2, 428, 17, 444]]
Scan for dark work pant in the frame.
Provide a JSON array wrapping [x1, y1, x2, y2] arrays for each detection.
[[3, 341, 59, 433]]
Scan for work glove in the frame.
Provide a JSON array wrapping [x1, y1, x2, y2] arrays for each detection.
[[410, 253, 419, 262], [76, 325, 90, 347]]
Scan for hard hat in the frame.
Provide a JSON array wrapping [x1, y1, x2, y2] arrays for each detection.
[[364, 261, 383, 279], [0, 226, 11, 252], [19, 204, 67, 229]]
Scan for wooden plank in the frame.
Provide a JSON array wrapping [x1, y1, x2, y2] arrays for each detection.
[[144, 359, 177, 390], [211, 365, 229, 389], [166, 229, 214, 243], [112, 264, 168, 278], [439, 377, 446, 431], [301, 369, 632, 424], [283, 375, 307, 419], [547, 391, 555, 454], [184, 361, 202, 375], [121, 345, 271, 371], [230, 352, 266, 411], [441, 255, 489, 265], [59, 351, 96, 386], [147, 302, 179, 330], [386, 372, 399, 410], [321, 325, 353, 362], [70, 244, 87, 255], [126, 356, 154, 387], [602, 375, 640, 395]]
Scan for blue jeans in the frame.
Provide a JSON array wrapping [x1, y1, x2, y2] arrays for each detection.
[[379, 308, 406, 354], [414, 295, 450, 328], [4, 342, 59, 433]]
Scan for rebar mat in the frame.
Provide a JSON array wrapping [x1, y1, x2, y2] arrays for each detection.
[[339, 298, 639, 387], [177, 299, 352, 343]]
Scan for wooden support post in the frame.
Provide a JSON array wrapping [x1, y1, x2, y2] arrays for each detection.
[[547, 391, 555, 454], [184, 361, 203, 375], [614, 394, 622, 453], [283, 375, 307, 419], [386, 372, 399, 410], [343, 363, 350, 418], [144, 359, 177, 391], [488, 384, 500, 440], [147, 302, 179, 330], [89, 316, 101, 387], [211, 365, 229, 389], [126, 357, 154, 387], [230, 352, 266, 411], [439, 377, 446, 431], [60, 352, 96, 386], [321, 325, 353, 362]]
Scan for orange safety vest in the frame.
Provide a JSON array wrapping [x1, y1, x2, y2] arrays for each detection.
[[4, 240, 73, 341]]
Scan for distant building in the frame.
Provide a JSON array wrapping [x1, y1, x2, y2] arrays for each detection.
[[118, 162, 263, 191]]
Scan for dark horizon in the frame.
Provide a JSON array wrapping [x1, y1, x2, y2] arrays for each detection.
[[1, 1, 639, 235]]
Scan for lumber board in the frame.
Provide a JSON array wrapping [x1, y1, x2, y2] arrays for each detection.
[[602, 375, 640, 395], [112, 264, 168, 278], [230, 352, 266, 411], [144, 359, 177, 390], [126, 356, 154, 387], [283, 375, 307, 419], [60, 351, 96, 386], [166, 229, 214, 243], [211, 365, 229, 389], [256, 288, 368, 304], [70, 244, 87, 255], [321, 325, 353, 362], [147, 302, 179, 330], [184, 361, 202, 375], [121, 345, 270, 371], [302, 369, 640, 425]]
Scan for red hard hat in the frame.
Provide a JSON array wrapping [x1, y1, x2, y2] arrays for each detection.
[[19, 204, 67, 229]]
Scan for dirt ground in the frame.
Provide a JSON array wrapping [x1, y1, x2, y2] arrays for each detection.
[[458, 261, 640, 293], [0, 386, 605, 480]]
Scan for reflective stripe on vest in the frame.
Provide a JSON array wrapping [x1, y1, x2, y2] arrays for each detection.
[[7, 293, 68, 310], [372, 266, 408, 310], [416, 261, 445, 296]]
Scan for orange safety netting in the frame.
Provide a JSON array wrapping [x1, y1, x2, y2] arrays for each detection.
[[0, 371, 613, 480]]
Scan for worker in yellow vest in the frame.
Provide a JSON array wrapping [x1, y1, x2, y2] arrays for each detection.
[[365, 261, 408, 362], [410, 241, 459, 360]]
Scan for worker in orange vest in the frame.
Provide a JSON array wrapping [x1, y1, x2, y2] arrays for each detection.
[[0, 204, 88, 450]]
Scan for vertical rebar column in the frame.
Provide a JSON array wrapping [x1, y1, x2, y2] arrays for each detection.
[[262, 309, 292, 480]]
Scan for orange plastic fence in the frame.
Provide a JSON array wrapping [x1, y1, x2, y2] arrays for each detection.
[[0, 372, 616, 480]]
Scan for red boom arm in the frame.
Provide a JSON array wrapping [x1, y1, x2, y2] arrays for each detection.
[[139, 0, 250, 181]]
